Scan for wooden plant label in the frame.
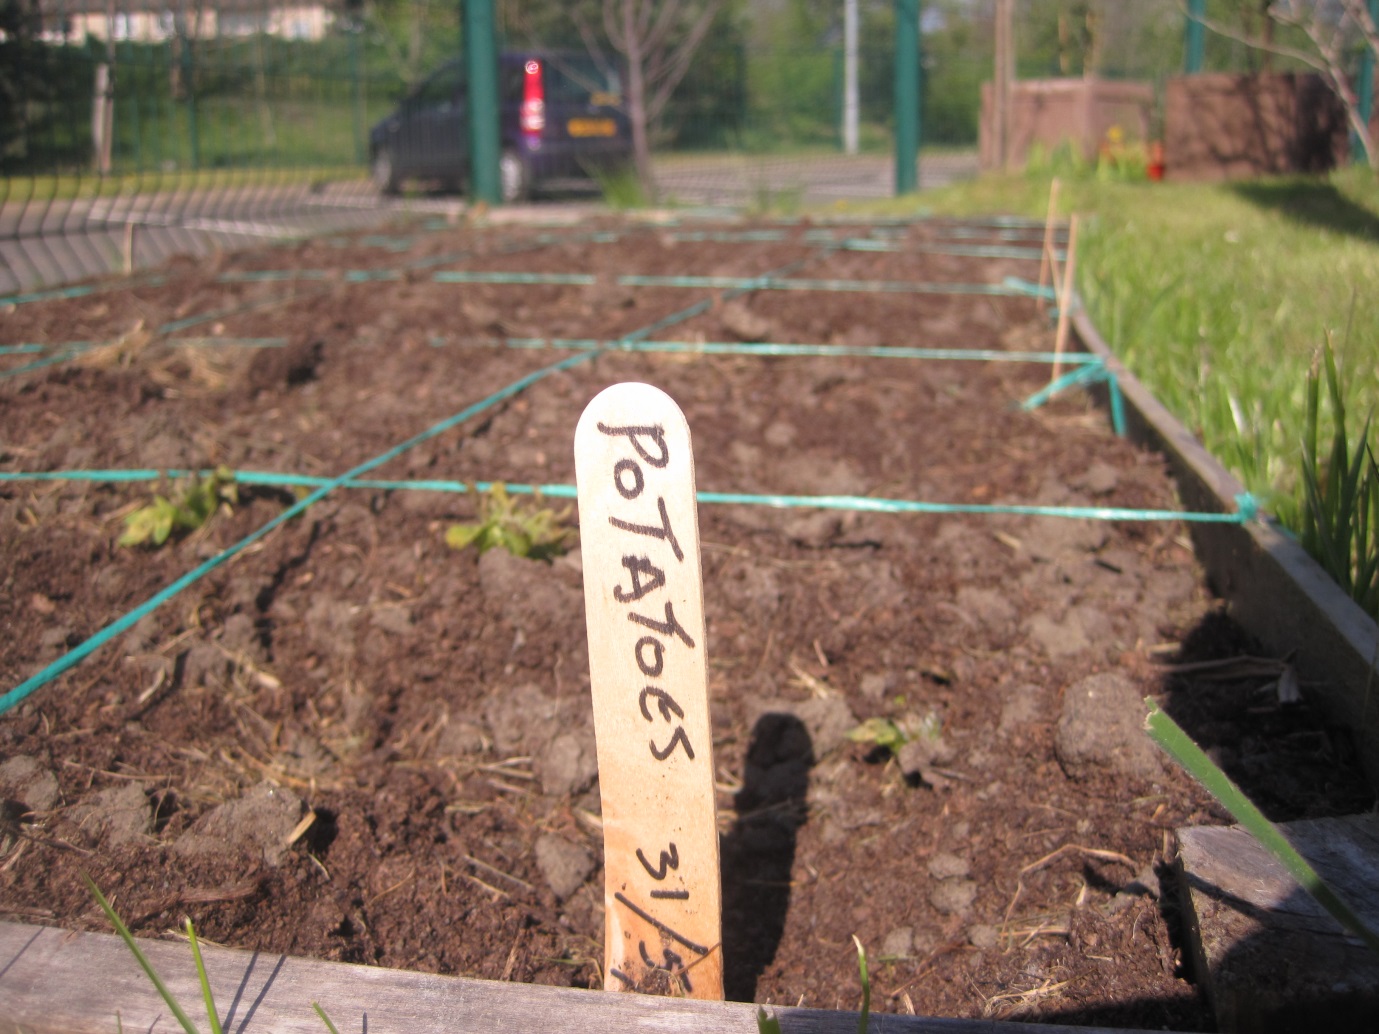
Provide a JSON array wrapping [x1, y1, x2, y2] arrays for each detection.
[[574, 382, 723, 1000]]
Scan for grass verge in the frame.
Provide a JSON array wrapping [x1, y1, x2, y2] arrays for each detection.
[[841, 166, 1379, 617]]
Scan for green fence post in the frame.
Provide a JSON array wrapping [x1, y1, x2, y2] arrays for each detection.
[[464, 0, 500, 204], [350, 28, 365, 165], [1184, 0, 1205, 74], [181, 27, 199, 170], [894, 0, 920, 195], [1356, 0, 1377, 164]]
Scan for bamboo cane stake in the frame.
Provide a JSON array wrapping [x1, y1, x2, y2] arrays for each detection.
[[1038, 177, 1062, 303], [1051, 213, 1079, 385]]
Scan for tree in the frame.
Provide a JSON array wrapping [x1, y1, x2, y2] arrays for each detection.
[[0, 0, 48, 169], [1189, 0, 1379, 169], [588, 0, 726, 196]]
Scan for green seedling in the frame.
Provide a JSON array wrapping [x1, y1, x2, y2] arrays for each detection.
[[1299, 338, 1379, 620], [756, 1006, 784, 1034], [120, 467, 238, 548], [847, 712, 942, 755], [446, 483, 576, 561], [755, 939, 870, 1034], [86, 872, 344, 1033], [1144, 701, 1379, 956], [313, 1002, 342, 1034], [83, 872, 222, 1034], [852, 935, 872, 1034]]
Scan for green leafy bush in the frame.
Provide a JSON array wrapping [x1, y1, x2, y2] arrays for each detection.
[[445, 483, 575, 561], [119, 467, 237, 548], [1299, 340, 1379, 620]]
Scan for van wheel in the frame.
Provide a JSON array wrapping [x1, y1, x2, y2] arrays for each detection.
[[372, 147, 399, 195], [499, 150, 530, 203]]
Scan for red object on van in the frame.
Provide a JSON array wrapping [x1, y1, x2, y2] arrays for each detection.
[[520, 58, 545, 143]]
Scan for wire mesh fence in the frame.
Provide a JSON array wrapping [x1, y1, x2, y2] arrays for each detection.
[[3, 0, 1338, 295]]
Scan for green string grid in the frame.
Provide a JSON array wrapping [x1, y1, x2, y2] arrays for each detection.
[[0, 349, 595, 718], [0, 467, 1260, 527], [0, 248, 833, 716]]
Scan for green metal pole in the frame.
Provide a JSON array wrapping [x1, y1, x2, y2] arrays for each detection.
[[894, 0, 920, 195], [1185, 0, 1206, 74], [1356, 0, 1377, 163], [464, 0, 501, 204], [184, 34, 199, 171], [350, 28, 365, 165]]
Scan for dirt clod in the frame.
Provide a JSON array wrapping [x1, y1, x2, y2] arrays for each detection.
[[534, 833, 595, 900], [175, 782, 304, 866], [1056, 672, 1165, 782]]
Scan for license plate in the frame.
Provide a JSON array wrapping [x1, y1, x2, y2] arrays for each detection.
[[568, 118, 616, 138]]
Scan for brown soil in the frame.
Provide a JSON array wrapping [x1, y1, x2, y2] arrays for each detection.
[[0, 216, 1371, 1029]]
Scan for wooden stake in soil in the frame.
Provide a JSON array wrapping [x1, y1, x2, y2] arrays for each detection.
[[574, 382, 723, 1000], [1051, 213, 1079, 384], [1037, 177, 1062, 301]]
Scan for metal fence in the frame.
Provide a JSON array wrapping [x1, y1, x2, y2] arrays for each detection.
[[3, 0, 1277, 295]]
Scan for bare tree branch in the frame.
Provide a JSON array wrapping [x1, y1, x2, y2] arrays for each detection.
[[1180, 0, 1377, 168], [595, 0, 725, 197], [645, 0, 721, 124]]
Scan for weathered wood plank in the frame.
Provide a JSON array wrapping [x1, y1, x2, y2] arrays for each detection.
[[0, 920, 1164, 1034], [1176, 814, 1379, 1032], [1071, 309, 1379, 794]]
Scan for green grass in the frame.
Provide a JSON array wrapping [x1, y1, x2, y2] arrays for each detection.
[[1, 165, 366, 203], [1145, 701, 1379, 955], [836, 167, 1379, 613]]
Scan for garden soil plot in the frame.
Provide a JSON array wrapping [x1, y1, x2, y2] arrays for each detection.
[[0, 217, 1371, 1029]]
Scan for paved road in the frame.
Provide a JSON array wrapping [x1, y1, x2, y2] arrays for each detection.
[[650, 151, 977, 207], [0, 151, 978, 298]]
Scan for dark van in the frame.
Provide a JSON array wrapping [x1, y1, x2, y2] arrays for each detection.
[[368, 51, 631, 201]]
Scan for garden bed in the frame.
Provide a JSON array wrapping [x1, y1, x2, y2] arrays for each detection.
[[0, 215, 1371, 1029]]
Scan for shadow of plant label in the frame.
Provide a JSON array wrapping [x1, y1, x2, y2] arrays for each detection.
[[574, 382, 724, 1000]]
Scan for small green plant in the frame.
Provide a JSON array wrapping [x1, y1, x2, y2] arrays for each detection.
[[846, 712, 942, 754], [1298, 339, 1379, 620], [1144, 701, 1379, 956], [84, 872, 222, 1034], [755, 935, 871, 1033], [445, 483, 576, 561], [312, 1002, 342, 1034], [86, 872, 344, 1033], [852, 935, 871, 1034], [591, 162, 649, 209], [756, 1005, 783, 1034], [119, 467, 238, 548]]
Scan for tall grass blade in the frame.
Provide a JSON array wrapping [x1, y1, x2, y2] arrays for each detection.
[[82, 873, 203, 1034], [313, 1002, 343, 1034], [1297, 339, 1379, 620], [184, 918, 223, 1034], [755, 1006, 784, 1034], [1144, 701, 1379, 956], [852, 935, 871, 1034]]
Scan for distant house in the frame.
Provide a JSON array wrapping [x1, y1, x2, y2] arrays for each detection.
[[39, 0, 335, 43]]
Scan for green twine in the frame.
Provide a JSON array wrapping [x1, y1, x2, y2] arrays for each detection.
[[0, 275, 167, 309], [0, 350, 596, 718], [0, 468, 1261, 526], [0, 249, 824, 716], [439, 336, 1103, 366], [1021, 361, 1127, 437]]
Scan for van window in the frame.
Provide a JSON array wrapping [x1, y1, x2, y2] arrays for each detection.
[[543, 57, 622, 104], [417, 63, 464, 108]]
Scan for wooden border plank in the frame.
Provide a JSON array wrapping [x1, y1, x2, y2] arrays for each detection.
[[1177, 815, 1379, 1032], [1071, 309, 1379, 792], [0, 921, 1162, 1034]]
